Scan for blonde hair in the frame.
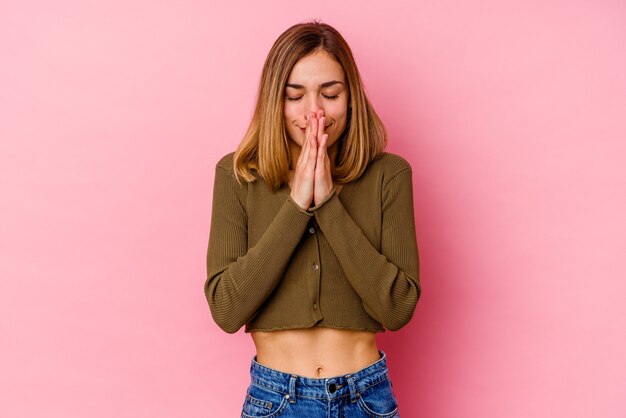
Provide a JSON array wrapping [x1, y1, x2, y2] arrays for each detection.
[[233, 20, 388, 192]]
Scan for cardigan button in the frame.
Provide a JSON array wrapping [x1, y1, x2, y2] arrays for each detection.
[[312, 263, 319, 270]]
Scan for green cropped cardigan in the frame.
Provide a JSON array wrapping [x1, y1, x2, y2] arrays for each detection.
[[204, 151, 421, 334]]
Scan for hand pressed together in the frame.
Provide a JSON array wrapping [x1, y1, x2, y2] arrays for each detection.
[[289, 109, 336, 211]]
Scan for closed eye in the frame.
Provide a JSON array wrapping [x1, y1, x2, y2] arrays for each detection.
[[286, 94, 340, 101]]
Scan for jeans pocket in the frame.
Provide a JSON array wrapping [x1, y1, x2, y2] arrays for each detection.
[[241, 383, 289, 418], [357, 378, 399, 418]]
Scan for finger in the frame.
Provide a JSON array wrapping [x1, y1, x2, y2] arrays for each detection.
[[309, 121, 318, 164], [308, 116, 318, 152], [317, 133, 327, 172], [302, 124, 312, 168], [310, 115, 318, 142], [301, 113, 315, 157], [317, 116, 325, 142], [298, 116, 310, 165], [324, 138, 332, 182], [305, 113, 312, 141], [297, 142, 306, 173], [317, 132, 326, 158]]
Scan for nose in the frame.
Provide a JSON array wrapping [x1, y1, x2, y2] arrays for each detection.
[[306, 95, 324, 117]]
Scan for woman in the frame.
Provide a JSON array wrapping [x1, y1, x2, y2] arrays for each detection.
[[204, 20, 421, 418]]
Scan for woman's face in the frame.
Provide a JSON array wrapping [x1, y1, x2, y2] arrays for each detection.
[[283, 50, 349, 150]]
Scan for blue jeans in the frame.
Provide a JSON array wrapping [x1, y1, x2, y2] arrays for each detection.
[[241, 350, 401, 418]]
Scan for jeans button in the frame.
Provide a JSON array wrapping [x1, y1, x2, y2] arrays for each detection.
[[328, 383, 336, 393]]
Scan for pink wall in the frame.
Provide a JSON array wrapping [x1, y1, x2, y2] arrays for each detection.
[[1, 1, 624, 417]]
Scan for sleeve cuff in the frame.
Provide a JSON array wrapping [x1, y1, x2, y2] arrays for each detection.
[[286, 194, 314, 217], [307, 186, 337, 213]]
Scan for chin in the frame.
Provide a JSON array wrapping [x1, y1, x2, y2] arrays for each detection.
[[327, 136, 341, 149]]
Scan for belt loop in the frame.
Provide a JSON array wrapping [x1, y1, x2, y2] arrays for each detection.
[[288, 374, 297, 403], [347, 375, 359, 403]]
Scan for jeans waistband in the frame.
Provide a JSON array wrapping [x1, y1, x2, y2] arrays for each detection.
[[249, 350, 389, 403]]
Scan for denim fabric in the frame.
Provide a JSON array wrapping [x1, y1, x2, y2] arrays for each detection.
[[241, 350, 401, 418]]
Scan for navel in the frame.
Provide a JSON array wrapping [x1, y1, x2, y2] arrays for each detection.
[[315, 365, 325, 377]]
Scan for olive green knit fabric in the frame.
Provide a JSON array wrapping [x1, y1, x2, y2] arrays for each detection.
[[204, 151, 421, 334]]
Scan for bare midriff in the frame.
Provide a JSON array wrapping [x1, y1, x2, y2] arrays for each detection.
[[251, 327, 381, 378]]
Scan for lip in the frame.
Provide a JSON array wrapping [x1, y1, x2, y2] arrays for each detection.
[[299, 123, 332, 132]]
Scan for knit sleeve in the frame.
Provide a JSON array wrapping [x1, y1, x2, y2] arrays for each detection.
[[204, 164, 313, 334], [310, 167, 421, 331]]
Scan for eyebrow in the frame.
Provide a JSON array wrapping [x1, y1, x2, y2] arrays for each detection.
[[285, 80, 345, 90]]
